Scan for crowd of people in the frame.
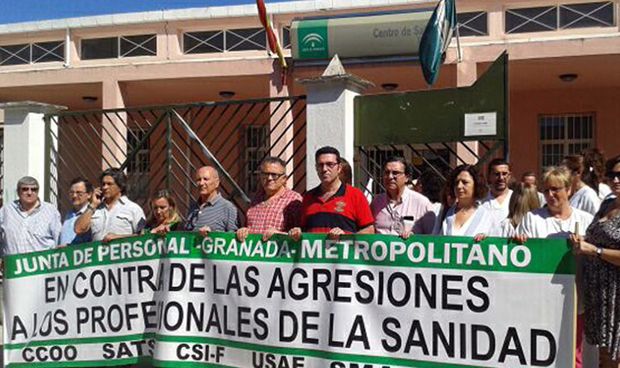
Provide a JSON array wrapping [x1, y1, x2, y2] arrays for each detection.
[[0, 145, 619, 367]]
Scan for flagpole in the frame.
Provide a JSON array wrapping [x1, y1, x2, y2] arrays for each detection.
[[456, 22, 462, 63]]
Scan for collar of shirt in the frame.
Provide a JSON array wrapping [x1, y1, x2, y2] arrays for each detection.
[[200, 193, 221, 208], [13, 200, 42, 216]]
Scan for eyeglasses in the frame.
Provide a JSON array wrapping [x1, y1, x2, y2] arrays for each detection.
[[543, 186, 565, 194], [20, 186, 39, 193], [606, 171, 620, 181], [69, 191, 87, 196], [316, 162, 339, 169], [383, 170, 405, 178], [260, 172, 285, 179]]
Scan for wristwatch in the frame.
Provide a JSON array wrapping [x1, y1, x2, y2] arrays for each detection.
[[596, 247, 604, 258]]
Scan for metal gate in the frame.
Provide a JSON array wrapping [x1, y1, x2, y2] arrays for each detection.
[[44, 96, 307, 218], [354, 53, 508, 198]]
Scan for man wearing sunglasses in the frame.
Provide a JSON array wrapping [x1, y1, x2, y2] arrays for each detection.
[[236, 157, 302, 242], [0, 176, 61, 255], [289, 146, 374, 240]]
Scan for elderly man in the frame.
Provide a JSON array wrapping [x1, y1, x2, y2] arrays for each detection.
[[185, 166, 238, 235], [75, 168, 145, 242], [290, 146, 374, 240], [237, 157, 302, 242], [481, 158, 513, 222], [371, 157, 436, 236], [60, 177, 94, 245], [0, 176, 61, 255]]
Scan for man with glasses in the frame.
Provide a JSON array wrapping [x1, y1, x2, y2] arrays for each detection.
[[236, 157, 302, 242], [184, 166, 238, 235], [482, 158, 513, 221], [60, 177, 94, 245], [75, 168, 145, 242], [371, 157, 436, 237], [289, 146, 374, 240], [0, 176, 61, 255]]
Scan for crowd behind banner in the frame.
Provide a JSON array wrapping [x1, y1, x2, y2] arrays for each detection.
[[0, 145, 619, 367]]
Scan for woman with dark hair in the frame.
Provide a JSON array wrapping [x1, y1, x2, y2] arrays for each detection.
[[563, 154, 602, 215], [437, 164, 499, 238], [582, 148, 612, 200], [146, 190, 182, 234], [571, 155, 620, 368]]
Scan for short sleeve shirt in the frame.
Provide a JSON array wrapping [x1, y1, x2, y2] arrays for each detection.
[[0, 201, 61, 255], [301, 183, 374, 233], [246, 189, 302, 233], [371, 188, 436, 235], [91, 196, 146, 241], [185, 193, 239, 232]]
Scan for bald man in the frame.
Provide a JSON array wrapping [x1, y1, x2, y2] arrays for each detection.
[[185, 166, 239, 235]]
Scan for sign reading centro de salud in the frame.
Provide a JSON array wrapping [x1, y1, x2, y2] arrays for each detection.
[[291, 11, 432, 60], [3, 232, 575, 367]]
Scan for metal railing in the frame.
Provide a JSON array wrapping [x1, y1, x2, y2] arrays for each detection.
[[45, 96, 307, 219]]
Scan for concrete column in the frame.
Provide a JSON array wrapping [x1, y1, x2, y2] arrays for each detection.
[[298, 56, 373, 190], [101, 80, 127, 170], [456, 55, 479, 165], [0, 101, 66, 205], [269, 72, 295, 187]]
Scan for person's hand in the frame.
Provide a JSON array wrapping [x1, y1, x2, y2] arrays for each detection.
[[91, 187, 103, 208], [327, 227, 345, 240], [150, 224, 171, 236], [569, 234, 597, 256], [473, 233, 487, 243], [399, 230, 413, 239], [513, 234, 528, 244], [236, 227, 249, 242], [102, 233, 124, 243], [288, 227, 302, 242], [58, 243, 67, 248], [198, 226, 211, 238], [262, 228, 281, 241]]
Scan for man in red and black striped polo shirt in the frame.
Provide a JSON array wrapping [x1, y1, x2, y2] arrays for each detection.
[[289, 146, 374, 240]]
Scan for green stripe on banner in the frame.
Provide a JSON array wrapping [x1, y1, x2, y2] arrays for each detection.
[[4, 333, 156, 350], [4, 232, 575, 278], [6, 356, 151, 368], [6, 333, 486, 368]]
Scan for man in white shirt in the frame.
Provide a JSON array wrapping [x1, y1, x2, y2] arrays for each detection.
[[75, 168, 145, 242], [482, 158, 513, 221]]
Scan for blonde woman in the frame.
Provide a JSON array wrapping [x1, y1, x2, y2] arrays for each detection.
[[498, 183, 541, 237], [146, 190, 182, 235]]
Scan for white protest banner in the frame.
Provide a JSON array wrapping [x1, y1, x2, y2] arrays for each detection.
[[2, 232, 575, 367]]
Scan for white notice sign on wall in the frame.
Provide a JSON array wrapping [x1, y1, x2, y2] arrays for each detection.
[[464, 112, 497, 136]]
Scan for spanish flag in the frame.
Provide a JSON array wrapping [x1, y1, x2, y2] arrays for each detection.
[[256, 0, 288, 83]]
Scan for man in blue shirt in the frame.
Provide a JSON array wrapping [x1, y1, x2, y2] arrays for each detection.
[[60, 177, 93, 245]]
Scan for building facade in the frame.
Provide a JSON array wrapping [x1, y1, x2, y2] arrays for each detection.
[[0, 0, 618, 203]]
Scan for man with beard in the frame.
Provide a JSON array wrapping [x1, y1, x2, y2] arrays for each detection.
[[482, 158, 513, 222], [289, 146, 374, 240]]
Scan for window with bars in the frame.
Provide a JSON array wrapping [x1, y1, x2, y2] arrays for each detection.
[[506, 2, 614, 34], [183, 28, 267, 54], [81, 35, 157, 60], [539, 113, 594, 169], [127, 129, 150, 175], [244, 125, 270, 194], [0, 41, 64, 66], [126, 129, 150, 201], [560, 2, 614, 29], [457, 11, 488, 37]]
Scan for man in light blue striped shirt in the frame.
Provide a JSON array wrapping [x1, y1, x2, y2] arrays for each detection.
[[0, 176, 61, 255]]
